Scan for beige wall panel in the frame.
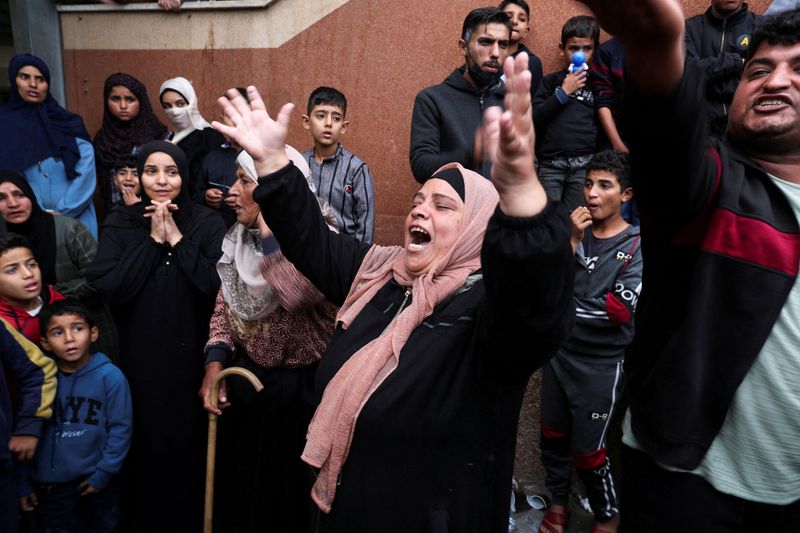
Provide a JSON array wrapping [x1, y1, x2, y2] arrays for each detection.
[[62, 0, 773, 245], [60, 0, 350, 50]]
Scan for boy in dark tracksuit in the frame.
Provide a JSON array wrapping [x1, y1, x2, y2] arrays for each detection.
[[533, 16, 600, 213], [538, 151, 641, 533]]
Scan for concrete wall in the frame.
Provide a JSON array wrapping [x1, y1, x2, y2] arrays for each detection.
[[60, 0, 773, 244]]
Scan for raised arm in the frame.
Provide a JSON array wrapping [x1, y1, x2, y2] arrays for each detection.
[[213, 89, 370, 305], [580, 0, 685, 94], [581, 0, 721, 230], [476, 53, 574, 379]]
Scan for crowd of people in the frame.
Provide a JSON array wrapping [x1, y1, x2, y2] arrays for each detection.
[[1, 0, 799, 532]]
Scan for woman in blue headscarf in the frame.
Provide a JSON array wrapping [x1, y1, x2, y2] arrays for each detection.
[[0, 54, 98, 237]]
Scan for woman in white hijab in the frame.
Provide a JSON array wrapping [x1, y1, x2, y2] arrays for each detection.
[[199, 145, 338, 533], [159, 76, 226, 200]]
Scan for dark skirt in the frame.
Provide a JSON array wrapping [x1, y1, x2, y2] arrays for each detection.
[[213, 354, 319, 533]]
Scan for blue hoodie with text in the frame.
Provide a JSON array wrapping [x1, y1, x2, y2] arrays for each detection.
[[18, 353, 132, 495]]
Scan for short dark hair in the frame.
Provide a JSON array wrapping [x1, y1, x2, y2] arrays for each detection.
[[498, 0, 530, 18], [745, 8, 800, 62], [561, 15, 599, 47], [40, 298, 96, 336], [306, 86, 347, 117], [113, 153, 138, 173], [586, 150, 632, 189], [0, 232, 32, 257], [461, 7, 512, 42]]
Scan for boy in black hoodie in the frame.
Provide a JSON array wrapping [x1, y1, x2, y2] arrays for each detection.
[[499, 0, 544, 97], [684, 0, 759, 134], [533, 16, 600, 213], [538, 151, 641, 533]]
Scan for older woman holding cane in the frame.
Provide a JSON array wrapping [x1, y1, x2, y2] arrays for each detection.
[[213, 52, 574, 533], [199, 146, 338, 533]]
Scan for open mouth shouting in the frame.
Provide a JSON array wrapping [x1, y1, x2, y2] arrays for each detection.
[[408, 225, 431, 251], [753, 95, 791, 113]]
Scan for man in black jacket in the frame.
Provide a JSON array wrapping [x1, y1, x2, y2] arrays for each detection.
[[582, 1, 800, 530], [409, 7, 510, 183], [685, 0, 760, 134]]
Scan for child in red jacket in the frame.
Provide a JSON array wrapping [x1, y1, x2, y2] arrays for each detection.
[[0, 233, 64, 345]]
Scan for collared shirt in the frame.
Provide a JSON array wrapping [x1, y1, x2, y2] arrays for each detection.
[[303, 144, 376, 244]]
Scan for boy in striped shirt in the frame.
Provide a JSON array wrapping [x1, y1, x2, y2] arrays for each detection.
[[302, 87, 376, 244]]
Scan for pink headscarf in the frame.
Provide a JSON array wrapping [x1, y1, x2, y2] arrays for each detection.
[[301, 163, 500, 512]]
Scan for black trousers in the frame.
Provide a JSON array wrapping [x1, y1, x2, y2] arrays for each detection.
[[621, 446, 800, 532]]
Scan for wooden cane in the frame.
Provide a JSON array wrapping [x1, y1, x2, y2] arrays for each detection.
[[203, 367, 264, 533]]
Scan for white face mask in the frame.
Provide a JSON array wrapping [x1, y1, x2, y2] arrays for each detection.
[[165, 106, 193, 131]]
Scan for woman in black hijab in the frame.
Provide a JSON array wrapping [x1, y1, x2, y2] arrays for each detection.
[[93, 73, 168, 220], [87, 141, 226, 533]]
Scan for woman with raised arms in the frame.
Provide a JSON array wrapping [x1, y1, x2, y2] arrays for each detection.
[[214, 53, 574, 533]]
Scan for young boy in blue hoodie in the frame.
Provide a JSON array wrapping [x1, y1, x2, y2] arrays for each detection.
[[538, 151, 641, 533], [18, 299, 131, 532]]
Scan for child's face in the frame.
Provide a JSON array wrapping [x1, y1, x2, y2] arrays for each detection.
[[503, 5, 530, 44], [114, 167, 140, 196], [41, 313, 98, 373], [107, 85, 140, 122], [560, 36, 596, 66], [0, 248, 41, 308], [584, 170, 632, 223], [303, 104, 348, 149]]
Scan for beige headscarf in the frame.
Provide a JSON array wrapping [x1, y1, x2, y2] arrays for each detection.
[[301, 163, 500, 513], [216, 145, 315, 321]]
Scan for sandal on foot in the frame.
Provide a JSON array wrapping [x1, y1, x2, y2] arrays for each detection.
[[538, 508, 569, 533]]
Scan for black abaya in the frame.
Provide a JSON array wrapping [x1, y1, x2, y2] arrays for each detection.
[[87, 190, 225, 532]]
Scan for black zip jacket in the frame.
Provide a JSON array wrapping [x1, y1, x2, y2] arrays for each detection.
[[533, 70, 598, 160], [253, 163, 574, 533], [684, 4, 760, 132], [624, 58, 799, 469], [410, 68, 504, 183]]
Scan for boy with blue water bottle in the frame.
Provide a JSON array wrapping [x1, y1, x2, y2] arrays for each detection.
[[533, 15, 600, 212]]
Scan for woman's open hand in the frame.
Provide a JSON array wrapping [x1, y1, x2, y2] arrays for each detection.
[[213, 87, 292, 178], [478, 53, 547, 217]]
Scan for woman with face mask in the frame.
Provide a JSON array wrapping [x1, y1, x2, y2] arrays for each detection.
[[214, 54, 575, 533], [86, 140, 226, 533], [159, 77, 226, 202], [0, 171, 118, 357], [0, 54, 99, 237], [93, 73, 168, 221]]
